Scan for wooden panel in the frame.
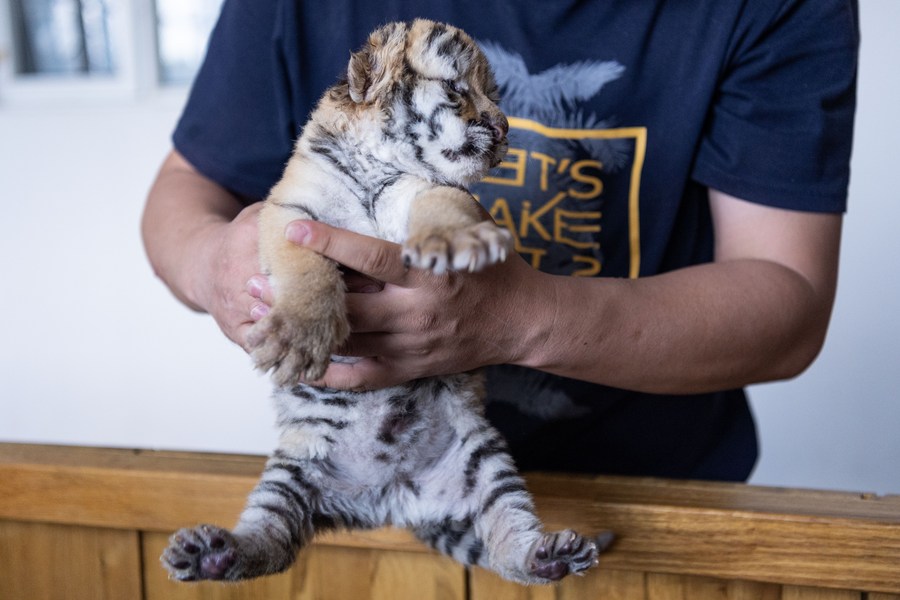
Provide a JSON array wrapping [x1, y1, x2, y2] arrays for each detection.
[[0, 445, 267, 535], [646, 573, 785, 599], [143, 531, 466, 600], [781, 586, 860, 599], [0, 520, 141, 600], [305, 545, 465, 600], [3, 444, 900, 594], [470, 567, 647, 600], [468, 569, 790, 600], [526, 475, 900, 521]]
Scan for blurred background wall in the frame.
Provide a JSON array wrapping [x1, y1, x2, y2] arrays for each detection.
[[0, 0, 897, 493]]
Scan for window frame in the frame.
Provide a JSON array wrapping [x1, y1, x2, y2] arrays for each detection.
[[0, 0, 207, 105]]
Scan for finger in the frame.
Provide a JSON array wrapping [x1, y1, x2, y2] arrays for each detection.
[[316, 357, 407, 391], [286, 220, 409, 285], [335, 332, 395, 359], [246, 275, 274, 305], [249, 300, 269, 321], [233, 320, 258, 354], [342, 269, 385, 293]]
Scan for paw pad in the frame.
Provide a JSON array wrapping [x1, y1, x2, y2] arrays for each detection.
[[528, 530, 599, 582], [161, 525, 240, 581]]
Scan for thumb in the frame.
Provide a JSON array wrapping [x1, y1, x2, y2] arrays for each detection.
[[286, 220, 409, 285]]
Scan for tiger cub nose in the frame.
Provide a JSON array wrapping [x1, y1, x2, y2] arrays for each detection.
[[480, 112, 509, 142]]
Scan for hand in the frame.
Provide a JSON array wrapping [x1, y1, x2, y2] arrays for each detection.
[[284, 220, 545, 390], [191, 202, 270, 351]]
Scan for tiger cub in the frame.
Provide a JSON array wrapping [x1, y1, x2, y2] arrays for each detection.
[[162, 19, 608, 585]]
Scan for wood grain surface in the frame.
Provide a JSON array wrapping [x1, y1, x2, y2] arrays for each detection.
[[2, 443, 899, 598]]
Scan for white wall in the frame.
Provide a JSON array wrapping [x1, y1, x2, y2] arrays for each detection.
[[747, 1, 900, 494], [1, 2, 897, 494], [0, 100, 276, 452]]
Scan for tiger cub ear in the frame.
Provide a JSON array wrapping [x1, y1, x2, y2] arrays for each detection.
[[347, 49, 371, 104], [347, 22, 407, 104]]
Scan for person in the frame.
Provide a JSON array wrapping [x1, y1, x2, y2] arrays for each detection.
[[141, 0, 859, 482]]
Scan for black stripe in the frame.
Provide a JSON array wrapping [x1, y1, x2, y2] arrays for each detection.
[[436, 31, 465, 61], [481, 481, 529, 514], [439, 516, 473, 556], [441, 140, 481, 162], [463, 435, 508, 492], [466, 539, 484, 565], [425, 23, 449, 50], [257, 503, 302, 553], [492, 469, 519, 482], [289, 386, 315, 400], [266, 459, 321, 498], [272, 201, 320, 221], [257, 480, 310, 515], [399, 475, 421, 497], [426, 105, 446, 141], [369, 174, 401, 217], [290, 416, 349, 430], [311, 512, 337, 530], [310, 142, 363, 185], [291, 388, 358, 408], [312, 509, 370, 530], [320, 395, 357, 408], [460, 423, 492, 446]]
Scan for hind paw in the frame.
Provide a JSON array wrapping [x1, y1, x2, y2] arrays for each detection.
[[527, 530, 598, 582], [161, 524, 239, 581]]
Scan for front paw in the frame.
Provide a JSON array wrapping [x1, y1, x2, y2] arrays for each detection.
[[403, 221, 513, 274], [247, 307, 349, 386]]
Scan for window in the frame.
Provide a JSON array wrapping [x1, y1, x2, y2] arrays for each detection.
[[154, 0, 221, 85], [10, 0, 115, 77], [0, 0, 223, 103]]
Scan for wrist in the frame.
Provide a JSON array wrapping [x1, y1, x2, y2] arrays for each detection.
[[513, 273, 619, 378], [494, 263, 560, 370]]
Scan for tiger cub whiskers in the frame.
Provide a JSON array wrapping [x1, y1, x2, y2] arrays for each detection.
[[162, 19, 610, 585]]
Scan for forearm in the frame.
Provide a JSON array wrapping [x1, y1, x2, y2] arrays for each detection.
[[141, 150, 246, 312], [517, 259, 832, 395]]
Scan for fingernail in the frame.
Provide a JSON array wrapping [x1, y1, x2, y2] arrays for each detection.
[[286, 222, 311, 244], [250, 302, 269, 320], [247, 276, 265, 298]]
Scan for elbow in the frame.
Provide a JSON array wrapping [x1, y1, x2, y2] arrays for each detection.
[[767, 316, 831, 383]]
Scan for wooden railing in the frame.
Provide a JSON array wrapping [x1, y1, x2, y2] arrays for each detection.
[[1, 443, 898, 599]]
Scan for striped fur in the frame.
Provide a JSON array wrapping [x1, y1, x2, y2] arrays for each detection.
[[162, 20, 605, 585]]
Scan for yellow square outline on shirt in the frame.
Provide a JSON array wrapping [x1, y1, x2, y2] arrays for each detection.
[[495, 116, 647, 279]]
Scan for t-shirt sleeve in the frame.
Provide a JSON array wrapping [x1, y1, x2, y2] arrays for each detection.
[[173, 0, 296, 201], [691, 0, 859, 213]]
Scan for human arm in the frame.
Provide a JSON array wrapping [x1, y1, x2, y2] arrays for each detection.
[[288, 188, 841, 394], [531, 189, 841, 393], [140, 149, 269, 349]]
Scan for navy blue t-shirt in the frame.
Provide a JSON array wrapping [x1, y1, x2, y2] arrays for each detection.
[[174, 0, 858, 481]]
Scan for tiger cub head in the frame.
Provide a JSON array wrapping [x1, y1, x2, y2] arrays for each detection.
[[344, 19, 508, 185]]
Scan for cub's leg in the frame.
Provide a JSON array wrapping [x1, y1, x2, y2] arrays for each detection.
[[402, 186, 512, 274], [414, 428, 606, 584], [247, 199, 349, 386], [161, 452, 322, 581]]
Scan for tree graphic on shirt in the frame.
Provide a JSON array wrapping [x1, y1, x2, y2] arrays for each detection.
[[479, 41, 630, 172]]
